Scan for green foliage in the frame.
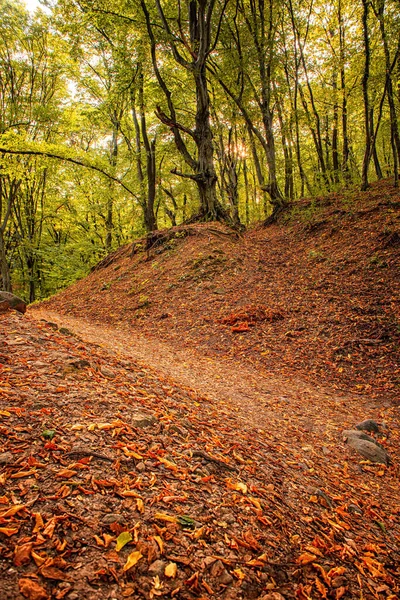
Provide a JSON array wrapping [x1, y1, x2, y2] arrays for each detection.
[[0, 0, 399, 300]]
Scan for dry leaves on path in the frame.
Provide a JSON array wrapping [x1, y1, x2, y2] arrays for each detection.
[[0, 312, 399, 599]]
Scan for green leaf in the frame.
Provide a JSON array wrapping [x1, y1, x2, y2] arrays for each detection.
[[177, 515, 195, 529], [115, 531, 133, 552], [42, 430, 56, 439]]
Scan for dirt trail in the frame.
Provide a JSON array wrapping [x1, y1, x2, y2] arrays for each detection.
[[30, 308, 384, 440]]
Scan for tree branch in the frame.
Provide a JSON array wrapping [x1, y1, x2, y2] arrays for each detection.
[[0, 147, 136, 198]]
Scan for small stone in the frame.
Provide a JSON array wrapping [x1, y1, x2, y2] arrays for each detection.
[[136, 462, 146, 472], [331, 576, 347, 589], [355, 419, 380, 433], [131, 413, 157, 428], [342, 429, 383, 447], [100, 367, 115, 378], [344, 436, 390, 465], [59, 327, 73, 336], [69, 359, 90, 370], [148, 560, 167, 575], [0, 452, 13, 465], [348, 504, 362, 515], [102, 513, 125, 525], [210, 559, 233, 585]]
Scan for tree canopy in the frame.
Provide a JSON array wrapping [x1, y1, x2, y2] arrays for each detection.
[[0, 0, 399, 299]]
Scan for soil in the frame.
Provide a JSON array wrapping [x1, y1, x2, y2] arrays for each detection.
[[39, 179, 400, 402], [0, 179, 399, 599]]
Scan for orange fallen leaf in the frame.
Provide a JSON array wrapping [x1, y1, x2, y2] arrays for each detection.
[[0, 504, 25, 518], [315, 577, 328, 598], [226, 479, 247, 494], [43, 517, 58, 538], [327, 566, 346, 578], [122, 550, 143, 572], [94, 535, 105, 547], [31, 550, 47, 566], [165, 562, 177, 578], [14, 542, 33, 566], [120, 489, 141, 498], [335, 587, 347, 600], [154, 535, 164, 554], [19, 578, 49, 600], [233, 568, 245, 580], [154, 513, 177, 524], [123, 448, 143, 459], [10, 470, 37, 479], [103, 533, 114, 548], [0, 525, 19, 536], [158, 457, 178, 471], [56, 469, 77, 479], [32, 513, 44, 533], [297, 552, 317, 565]]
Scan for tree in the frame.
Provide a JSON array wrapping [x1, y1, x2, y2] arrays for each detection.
[[141, 0, 229, 221]]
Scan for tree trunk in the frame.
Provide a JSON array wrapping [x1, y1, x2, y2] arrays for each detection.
[[0, 228, 11, 291], [338, 0, 350, 182], [332, 69, 340, 184], [193, 68, 220, 219], [361, 0, 372, 191], [376, 0, 400, 181]]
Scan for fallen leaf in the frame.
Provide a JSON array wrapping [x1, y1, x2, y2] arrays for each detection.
[[165, 562, 177, 578], [226, 479, 247, 494], [123, 550, 143, 572], [154, 535, 164, 554], [19, 578, 49, 600], [0, 504, 25, 518], [0, 526, 19, 536], [297, 552, 317, 565], [154, 513, 177, 524], [116, 531, 133, 552], [14, 543, 33, 566]]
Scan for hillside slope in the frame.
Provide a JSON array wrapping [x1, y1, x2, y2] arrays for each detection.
[[41, 179, 400, 401]]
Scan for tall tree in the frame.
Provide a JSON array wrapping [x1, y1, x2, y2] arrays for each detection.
[[141, 0, 229, 221]]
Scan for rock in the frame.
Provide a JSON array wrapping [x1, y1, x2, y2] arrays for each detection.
[[331, 576, 348, 589], [0, 291, 26, 314], [348, 504, 363, 515], [344, 435, 390, 465], [100, 366, 115, 378], [102, 513, 125, 525], [342, 429, 384, 448], [69, 359, 91, 370], [0, 452, 13, 465], [210, 559, 233, 585], [131, 413, 157, 428], [147, 560, 167, 575], [136, 462, 146, 472], [355, 419, 380, 433]]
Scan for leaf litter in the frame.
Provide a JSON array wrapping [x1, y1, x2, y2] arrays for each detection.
[[1, 311, 399, 599], [1, 180, 400, 599]]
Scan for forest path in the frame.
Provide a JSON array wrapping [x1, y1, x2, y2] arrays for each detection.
[[30, 308, 383, 440]]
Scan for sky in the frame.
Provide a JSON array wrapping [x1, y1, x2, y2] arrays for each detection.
[[23, 0, 48, 13]]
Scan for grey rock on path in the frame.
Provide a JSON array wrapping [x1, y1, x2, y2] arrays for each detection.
[[343, 430, 390, 465], [0, 291, 26, 314]]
